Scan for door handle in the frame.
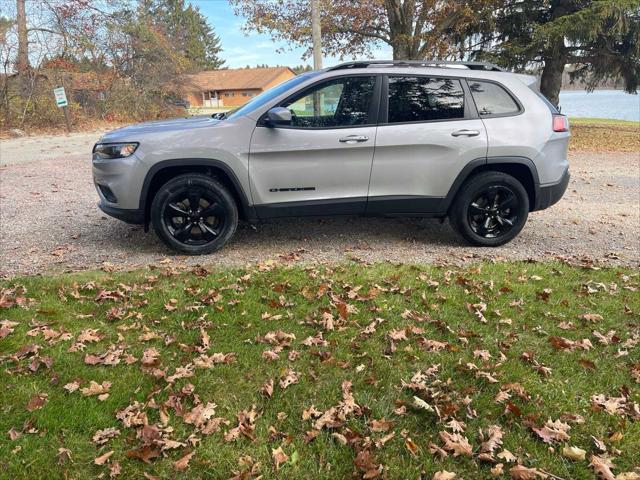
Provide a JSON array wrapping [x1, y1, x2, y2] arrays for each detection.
[[451, 129, 480, 137], [339, 135, 369, 143]]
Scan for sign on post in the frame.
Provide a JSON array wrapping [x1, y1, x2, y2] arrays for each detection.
[[53, 87, 71, 133], [53, 87, 68, 107]]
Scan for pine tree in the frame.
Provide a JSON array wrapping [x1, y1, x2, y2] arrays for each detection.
[[144, 0, 224, 72], [468, 0, 639, 106]]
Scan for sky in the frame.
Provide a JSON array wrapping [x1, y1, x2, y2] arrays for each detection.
[[188, 0, 393, 69]]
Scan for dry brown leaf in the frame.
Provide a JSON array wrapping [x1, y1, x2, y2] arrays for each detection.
[[94, 450, 114, 465], [261, 378, 274, 397], [562, 445, 586, 461], [81, 380, 111, 397], [272, 446, 289, 471], [589, 455, 615, 480], [439, 431, 472, 457], [433, 471, 456, 480], [279, 369, 299, 389], [57, 447, 72, 465], [173, 451, 194, 471], [509, 465, 547, 479], [26, 393, 48, 411], [370, 418, 394, 432]]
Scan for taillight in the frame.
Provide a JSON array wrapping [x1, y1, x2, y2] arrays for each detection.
[[552, 114, 569, 132]]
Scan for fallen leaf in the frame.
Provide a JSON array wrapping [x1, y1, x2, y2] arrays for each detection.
[[94, 450, 114, 465], [272, 446, 289, 471], [26, 393, 48, 411], [562, 445, 586, 461], [433, 471, 456, 480], [509, 465, 547, 479], [589, 455, 615, 480], [173, 451, 194, 471]]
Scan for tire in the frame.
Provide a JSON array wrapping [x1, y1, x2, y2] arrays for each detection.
[[449, 171, 529, 247], [150, 174, 238, 254]]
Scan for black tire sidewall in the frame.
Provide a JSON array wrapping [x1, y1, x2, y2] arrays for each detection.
[[450, 172, 529, 247], [151, 174, 238, 254]]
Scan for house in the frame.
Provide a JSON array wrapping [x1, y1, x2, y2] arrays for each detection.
[[183, 67, 296, 108]]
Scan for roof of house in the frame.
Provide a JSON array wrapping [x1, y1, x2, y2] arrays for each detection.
[[184, 67, 296, 91]]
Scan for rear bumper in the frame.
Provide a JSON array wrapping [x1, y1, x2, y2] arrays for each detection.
[[98, 202, 144, 225], [533, 168, 570, 211]]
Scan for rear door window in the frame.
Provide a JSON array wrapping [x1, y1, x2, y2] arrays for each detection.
[[468, 81, 520, 116], [387, 76, 465, 123]]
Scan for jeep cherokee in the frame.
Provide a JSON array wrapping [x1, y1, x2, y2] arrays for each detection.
[[92, 60, 570, 254]]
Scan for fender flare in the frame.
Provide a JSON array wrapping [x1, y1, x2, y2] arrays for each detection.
[[442, 156, 540, 212], [139, 158, 255, 222]]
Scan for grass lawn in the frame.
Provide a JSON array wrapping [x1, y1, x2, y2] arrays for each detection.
[[1, 262, 638, 479], [568, 118, 639, 153]]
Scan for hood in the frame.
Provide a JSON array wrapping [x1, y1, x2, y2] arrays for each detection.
[[99, 115, 222, 142]]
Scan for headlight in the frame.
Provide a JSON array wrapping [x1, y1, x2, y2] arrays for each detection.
[[92, 142, 139, 159]]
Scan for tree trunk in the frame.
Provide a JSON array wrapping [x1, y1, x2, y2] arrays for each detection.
[[16, 0, 30, 72], [540, 44, 567, 108], [386, 0, 420, 60]]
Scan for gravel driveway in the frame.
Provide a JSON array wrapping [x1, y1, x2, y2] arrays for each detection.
[[1, 130, 638, 277]]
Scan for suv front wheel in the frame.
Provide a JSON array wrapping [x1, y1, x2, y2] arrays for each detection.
[[150, 174, 238, 254], [449, 171, 529, 247]]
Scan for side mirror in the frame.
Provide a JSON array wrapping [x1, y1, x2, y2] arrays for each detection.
[[266, 107, 292, 126]]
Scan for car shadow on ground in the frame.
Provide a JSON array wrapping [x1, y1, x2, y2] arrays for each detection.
[[86, 215, 463, 256]]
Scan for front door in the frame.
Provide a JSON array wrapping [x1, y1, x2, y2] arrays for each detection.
[[249, 75, 379, 218], [367, 75, 488, 215]]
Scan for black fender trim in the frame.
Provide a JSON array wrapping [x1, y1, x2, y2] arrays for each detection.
[[441, 156, 541, 213], [533, 168, 569, 211], [255, 197, 367, 218], [98, 202, 144, 225], [139, 159, 256, 223]]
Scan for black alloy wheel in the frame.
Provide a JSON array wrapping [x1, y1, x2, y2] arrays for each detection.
[[163, 190, 227, 245], [151, 174, 238, 254], [467, 185, 519, 239], [449, 171, 529, 247]]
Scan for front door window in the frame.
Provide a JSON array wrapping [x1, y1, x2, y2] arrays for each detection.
[[281, 76, 377, 128]]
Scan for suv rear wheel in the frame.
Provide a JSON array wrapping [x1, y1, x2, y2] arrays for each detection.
[[449, 171, 529, 246], [150, 174, 238, 254]]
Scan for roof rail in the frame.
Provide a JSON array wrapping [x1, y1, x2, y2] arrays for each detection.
[[326, 60, 505, 72]]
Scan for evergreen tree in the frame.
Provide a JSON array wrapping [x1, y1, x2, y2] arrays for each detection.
[[467, 0, 639, 106], [143, 0, 224, 71]]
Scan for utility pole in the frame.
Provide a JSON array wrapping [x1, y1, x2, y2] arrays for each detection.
[[16, 0, 30, 72], [310, 0, 322, 70]]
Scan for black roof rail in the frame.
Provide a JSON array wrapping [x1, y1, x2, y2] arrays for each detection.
[[326, 60, 505, 72]]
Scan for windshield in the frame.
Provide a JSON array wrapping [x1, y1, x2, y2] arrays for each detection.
[[226, 73, 317, 120]]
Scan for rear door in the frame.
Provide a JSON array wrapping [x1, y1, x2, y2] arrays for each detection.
[[367, 74, 488, 215], [249, 75, 380, 217]]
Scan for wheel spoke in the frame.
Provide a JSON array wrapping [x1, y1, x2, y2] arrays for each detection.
[[468, 202, 487, 217], [173, 222, 194, 241], [497, 215, 514, 227], [199, 202, 225, 218], [188, 193, 201, 212], [199, 220, 219, 239], [498, 192, 517, 210], [167, 203, 189, 217]]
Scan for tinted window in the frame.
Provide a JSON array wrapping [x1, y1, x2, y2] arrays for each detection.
[[469, 81, 520, 116], [387, 76, 465, 123], [227, 73, 316, 120], [281, 76, 376, 128]]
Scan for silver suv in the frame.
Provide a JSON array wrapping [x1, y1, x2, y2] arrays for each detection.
[[92, 60, 570, 254]]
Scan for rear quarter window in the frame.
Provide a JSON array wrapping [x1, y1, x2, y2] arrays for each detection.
[[468, 80, 520, 116]]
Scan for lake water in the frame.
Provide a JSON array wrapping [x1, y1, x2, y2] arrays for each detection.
[[558, 89, 639, 121]]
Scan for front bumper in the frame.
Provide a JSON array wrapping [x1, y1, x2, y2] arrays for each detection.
[[533, 168, 570, 211], [98, 202, 144, 225]]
